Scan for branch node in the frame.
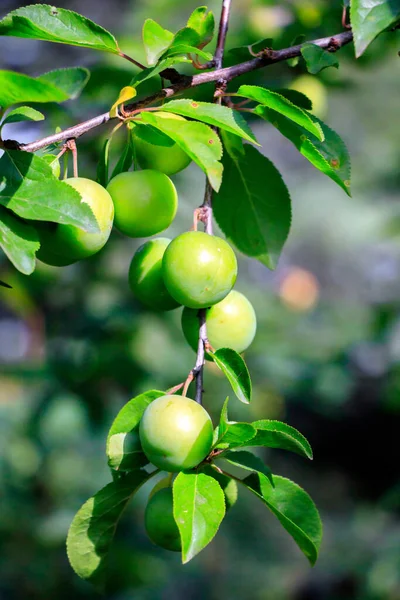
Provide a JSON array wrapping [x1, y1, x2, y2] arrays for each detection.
[[2, 139, 21, 150]]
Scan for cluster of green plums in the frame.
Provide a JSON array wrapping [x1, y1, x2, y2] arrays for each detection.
[[36, 116, 257, 356], [36, 116, 189, 266], [36, 118, 257, 550]]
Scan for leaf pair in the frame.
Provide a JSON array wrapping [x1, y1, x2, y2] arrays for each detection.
[[212, 85, 351, 269], [142, 6, 215, 67], [213, 397, 312, 461]]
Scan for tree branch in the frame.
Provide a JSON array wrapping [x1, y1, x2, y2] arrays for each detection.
[[10, 29, 353, 154], [194, 0, 232, 405]]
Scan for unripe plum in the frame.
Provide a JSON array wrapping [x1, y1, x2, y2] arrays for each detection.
[[144, 487, 181, 552], [106, 170, 178, 238], [139, 395, 213, 472], [128, 238, 180, 311], [133, 115, 191, 175], [182, 290, 257, 357], [162, 231, 237, 309], [37, 177, 114, 266]]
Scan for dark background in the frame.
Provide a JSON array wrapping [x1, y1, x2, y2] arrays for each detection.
[[0, 1, 399, 599]]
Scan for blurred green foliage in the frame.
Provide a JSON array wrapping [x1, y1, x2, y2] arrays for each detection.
[[0, 1, 399, 599]]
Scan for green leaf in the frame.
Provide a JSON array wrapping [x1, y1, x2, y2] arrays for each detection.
[[66, 470, 153, 584], [214, 397, 256, 449], [220, 130, 245, 159], [350, 0, 400, 57], [2, 106, 44, 126], [200, 465, 238, 511], [187, 6, 215, 48], [162, 44, 213, 62], [141, 112, 223, 191], [0, 206, 39, 274], [131, 56, 191, 88], [223, 449, 274, 487], [0, 151, 99, 231], [142, 18, 174, 65], [275, 89, 312, 111], [213, 144, 291, 269], [215, 396, 230, 438], [106, 390, 163, 471], [0, 70, 68, 107], [96, 138, 111, 188], [258, 108, 351, 195], [173, 471, 225, 563], [237, 85, 324, 141], [0, 5, 120, 54], [301, 43, 339, 74], [38, 67, 90, 100], [208, 348, 251, 404], [111, 130, 134, 178], [160, 99, 258, 144], [246, 420, 313, 460], [171, 26, 200, 48], [241, 474, 322, 565]]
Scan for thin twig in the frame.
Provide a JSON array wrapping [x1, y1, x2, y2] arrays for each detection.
[[194, 309, 208, 403], [8, 30, 354, 154]]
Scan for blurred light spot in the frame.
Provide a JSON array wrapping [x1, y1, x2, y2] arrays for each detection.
[[5, 438, 41, 478], [351, 342, 388, 377], [279, 268, 319, 312], [296, 1, 322, 27], [290, 75, 328, 118], [39, 394, 89, 446], [0, 377, 23, 404], [249, 6, 293, 37], [0, 318, 30, 362]]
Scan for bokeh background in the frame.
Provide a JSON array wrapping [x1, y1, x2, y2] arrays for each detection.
[[0, 1, 399, 599]]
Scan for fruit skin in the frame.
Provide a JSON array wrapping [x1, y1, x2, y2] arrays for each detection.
[[145, 487, 181, 552], [133, 116, 191, 176], [182, 290, 257, 358], [106, 170, 178, 238], [36, 177, 114, 266], [139, 395, 213, 472], [129, 238, 180, 311], [162, 231, 237, 309]]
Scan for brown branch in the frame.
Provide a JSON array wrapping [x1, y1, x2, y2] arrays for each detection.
[[193, 0, 232, 405], [9, 29, 354, 154]]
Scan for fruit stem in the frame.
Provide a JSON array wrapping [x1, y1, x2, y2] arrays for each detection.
[[65, 139, 79, 178], [118, 51, 146, 70]]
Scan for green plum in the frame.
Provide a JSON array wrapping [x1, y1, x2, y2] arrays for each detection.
[[129, 238, 180, 311], [162, 231, 237, 309], [106, 170, 178, 238], [182, 290, 257, 357], [139, 395, 213, 472], [36, 177, 114, 266], [144, 487, 181, 552], [133, 116, 191, 175]]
